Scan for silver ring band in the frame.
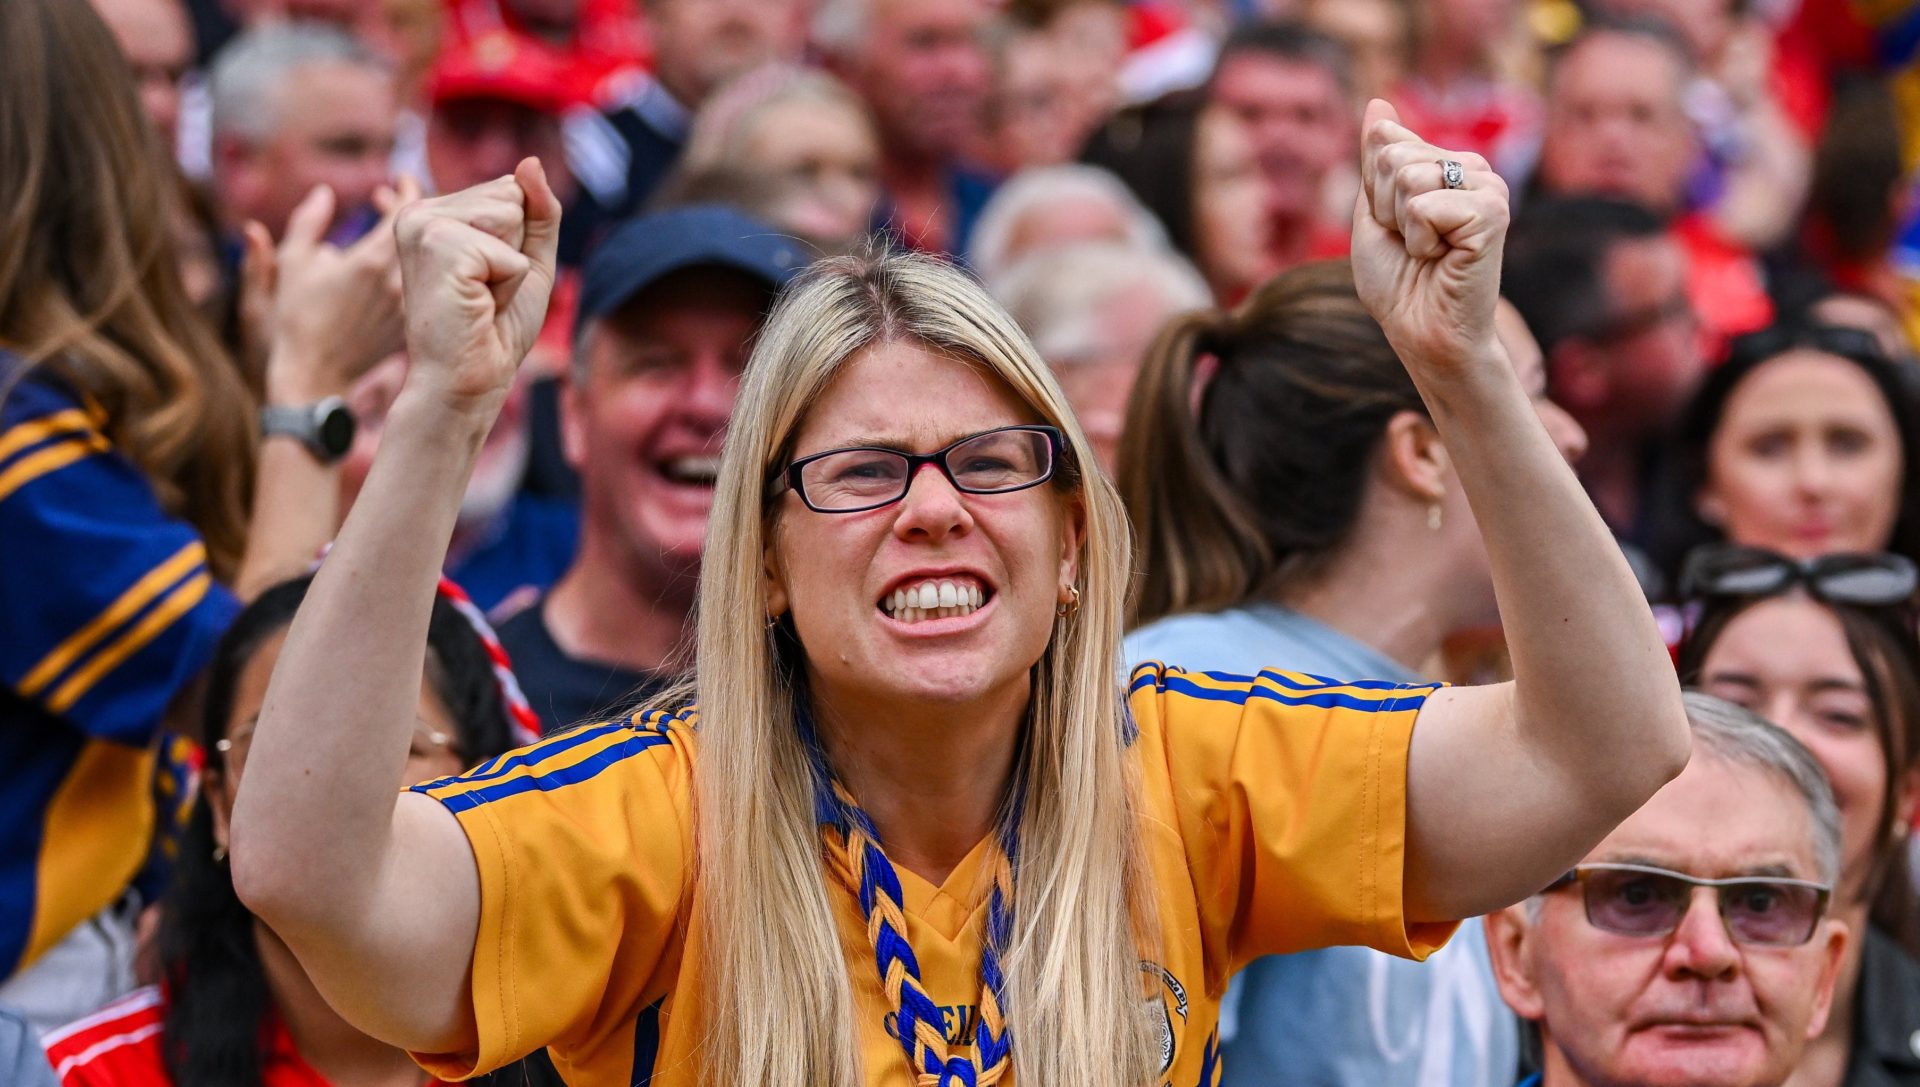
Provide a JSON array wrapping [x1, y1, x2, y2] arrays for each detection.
[[1440, 159, 1466, 190]]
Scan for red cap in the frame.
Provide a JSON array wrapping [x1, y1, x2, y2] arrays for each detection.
[[428, 29, 587, 114]]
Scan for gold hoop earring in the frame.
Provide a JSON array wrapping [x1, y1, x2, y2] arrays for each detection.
[[1056, 585, 1081, 619]]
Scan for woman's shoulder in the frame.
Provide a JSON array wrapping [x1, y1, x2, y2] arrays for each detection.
[[41, 986, 169, 1086], [1, 358, 100, 428], [1126, 605, 1282, 670]]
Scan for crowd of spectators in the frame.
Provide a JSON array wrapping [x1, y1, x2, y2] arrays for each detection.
[[7, 0, 1920, 1084]]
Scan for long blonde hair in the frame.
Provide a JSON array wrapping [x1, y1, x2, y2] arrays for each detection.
[[690, 249, 1160, 1087]]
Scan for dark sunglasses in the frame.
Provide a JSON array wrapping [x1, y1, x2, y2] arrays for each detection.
[[772, 425, 1064, 514], [1680, 544, 1917, 607], [1544, 863, 1831, 947]]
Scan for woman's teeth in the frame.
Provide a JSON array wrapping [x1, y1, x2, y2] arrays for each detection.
[[883, 579, 985, 623]]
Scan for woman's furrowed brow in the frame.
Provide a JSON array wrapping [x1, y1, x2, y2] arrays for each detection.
[[831, 434, 913, 452]]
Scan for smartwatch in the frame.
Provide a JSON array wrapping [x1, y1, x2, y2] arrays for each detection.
[[261, 396, 357, 464]]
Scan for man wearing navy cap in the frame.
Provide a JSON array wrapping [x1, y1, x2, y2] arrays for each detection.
[[494, 205, 805, 731]]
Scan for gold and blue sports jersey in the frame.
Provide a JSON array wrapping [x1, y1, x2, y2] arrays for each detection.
[[0, 368, 239, 979], [408, 662, 1456, 1087]]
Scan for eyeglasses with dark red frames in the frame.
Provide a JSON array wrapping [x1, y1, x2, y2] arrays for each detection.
[[772, 425, 1065, 514]]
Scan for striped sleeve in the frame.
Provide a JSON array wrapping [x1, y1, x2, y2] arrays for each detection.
[[1128, 662, 1458, 977], [0, 377, 239, 744], [41, 985, 168, 1086], [408, 707, 696, 1080]]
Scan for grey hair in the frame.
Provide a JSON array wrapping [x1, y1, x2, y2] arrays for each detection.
[[993, 240, 1209, 364], [209, 21, 386, 142], [1527, 691, 1842, 922], [969, 165, 1173, 289], [1684, 691, 1843, 886], [810, 0, 869, 58]]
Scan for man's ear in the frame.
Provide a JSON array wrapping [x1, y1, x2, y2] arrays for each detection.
[[1377, 410, 1450, 504], [559, 360, 587, 471], [1806, 917, 1851, 1039], [1483, 903, 1547, 1021]]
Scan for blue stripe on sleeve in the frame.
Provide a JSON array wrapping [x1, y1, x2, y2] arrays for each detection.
[[1157, 674, 1436, 715], [1191, 667, 1416, 693], [416, 720, 633, 793], [423, 732, 672, 813]]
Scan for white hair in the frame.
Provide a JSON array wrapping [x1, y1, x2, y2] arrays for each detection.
[[810, 0, 870, 58], [992, 240, 1209, 365], [209, 21, 385, 142], [968, 165, 1172, 289], [681, 64, 870, 175]]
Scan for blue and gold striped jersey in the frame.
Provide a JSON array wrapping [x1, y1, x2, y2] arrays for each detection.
[[0, 366, 239, 978], [408, 663, 1454, 1086]]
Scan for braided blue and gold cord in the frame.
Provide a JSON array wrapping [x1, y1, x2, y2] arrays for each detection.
[[804, 724, 1017, 1086]]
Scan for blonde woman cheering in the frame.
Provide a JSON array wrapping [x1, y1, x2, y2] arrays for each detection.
[[230, 103, 1688, 1087]]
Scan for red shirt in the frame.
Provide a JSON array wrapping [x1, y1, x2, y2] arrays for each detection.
[[43, 986, 451, 1087]]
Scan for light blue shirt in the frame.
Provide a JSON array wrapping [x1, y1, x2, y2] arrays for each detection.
[[1127, 603, 1520, 1087]]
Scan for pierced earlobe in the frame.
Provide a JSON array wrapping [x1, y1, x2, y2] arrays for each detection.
[[1056, 584, 1081, 619]]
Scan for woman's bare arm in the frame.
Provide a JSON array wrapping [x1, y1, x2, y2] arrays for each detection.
[[229, 161, 561, 1051], [1349, 101, 1690, 923]]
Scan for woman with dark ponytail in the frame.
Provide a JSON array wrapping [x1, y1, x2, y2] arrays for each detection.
[[42, 576, 553, 1087], [1121, 260, 1589, 1086]]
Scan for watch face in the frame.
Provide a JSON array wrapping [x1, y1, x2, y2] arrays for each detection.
[[316, 405, 357, 457]]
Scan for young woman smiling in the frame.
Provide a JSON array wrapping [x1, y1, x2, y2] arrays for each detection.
[[229, 103, 1689, 1087]]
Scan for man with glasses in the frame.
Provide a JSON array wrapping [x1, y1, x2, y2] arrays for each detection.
[[1504, 196, 1705, 554], [1485, 693, 1849, 1087]]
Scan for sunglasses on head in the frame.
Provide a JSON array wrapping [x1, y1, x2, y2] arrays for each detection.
[[1680, 544, 1917, 608], [1544, 863, 1831, 947]]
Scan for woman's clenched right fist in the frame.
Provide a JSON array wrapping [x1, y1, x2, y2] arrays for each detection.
[[394, 158, 561, 421]]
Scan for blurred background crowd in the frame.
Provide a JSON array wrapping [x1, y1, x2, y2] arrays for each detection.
[[9, 0, 1920, 1083]]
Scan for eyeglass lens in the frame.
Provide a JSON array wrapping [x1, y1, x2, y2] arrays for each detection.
[[797, 428, 1054, 511], [1581, 868, 1823, 946]]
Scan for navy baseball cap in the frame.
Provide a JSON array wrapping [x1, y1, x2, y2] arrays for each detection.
[[575, 205, 808, 333]]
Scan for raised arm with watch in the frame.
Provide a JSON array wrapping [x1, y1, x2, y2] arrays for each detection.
[[234, 177, 418, 596]]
